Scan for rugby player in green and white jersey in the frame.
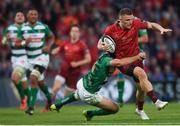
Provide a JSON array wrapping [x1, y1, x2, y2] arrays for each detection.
[[2, 12, 29, 111], [17, 9, 54, 115], [50, 51, 146, 121]]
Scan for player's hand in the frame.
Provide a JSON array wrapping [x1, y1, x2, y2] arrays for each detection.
[[51, 47, 60, 55], [101, 42, 112, 52], [6, 33, 11, 41], [25, 37, 33, 44], [138, 52, 146, 60], [70, 61, 79, 68], [160, 28, 172, 34], [42, 46, 51, 53], [14, 38, 23, 47]]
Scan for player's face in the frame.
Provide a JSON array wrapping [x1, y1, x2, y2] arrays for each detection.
[[27, 10, 38, 24], [119, 14, 133, 29], [15, 12, 25, 25], [70, 27, 80, 42]]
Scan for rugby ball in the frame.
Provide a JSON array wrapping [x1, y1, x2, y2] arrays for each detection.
[[101, 35, 116, 53]]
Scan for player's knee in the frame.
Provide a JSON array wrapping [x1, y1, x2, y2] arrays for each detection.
[[111, 104, 119, 114], [134, 67, 147, 80], [11, 66, 24, 83], [30, 75, 38, 85], [31, 69, 41, 80], [55, 75, 65, 84], [11, 73, 20, 84], [74, 90, 80, 100], [30, 70, 40, 86]]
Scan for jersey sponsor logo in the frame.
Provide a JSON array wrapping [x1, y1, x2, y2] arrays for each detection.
[[23, 33, 45, 42], [8, 26, 18, 31], [28, 42, 43, 47], [64, 46, 69, 50], [131, 27, 136, 31], [31, 38, 42, 42], [34, 25, 45, 30], [21, 26, 32, 31]]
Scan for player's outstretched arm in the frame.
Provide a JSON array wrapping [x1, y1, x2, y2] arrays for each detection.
[[51, 47, 60, 55], [110, 52, 146, 67], [147, 22, 172, 34]]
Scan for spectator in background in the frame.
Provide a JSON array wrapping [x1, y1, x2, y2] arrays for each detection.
[[172, 51, 180, 77], [149, 66, 165, 82], [164, 64, 176, 82]]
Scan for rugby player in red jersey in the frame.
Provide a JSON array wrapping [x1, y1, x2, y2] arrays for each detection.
[[98, 8, 172, 120], [51, 24, 91, 98]]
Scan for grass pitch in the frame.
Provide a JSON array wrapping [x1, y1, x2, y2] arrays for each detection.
[[0, 102, 179, 125]]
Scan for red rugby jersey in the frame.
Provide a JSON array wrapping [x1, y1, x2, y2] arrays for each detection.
[[104, 19, 148, 59], [59, 40, 88, 63]]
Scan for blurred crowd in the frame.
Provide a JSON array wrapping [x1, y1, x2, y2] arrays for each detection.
[[0, 0, 180, 82]]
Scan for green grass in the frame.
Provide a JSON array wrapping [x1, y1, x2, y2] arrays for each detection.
[[0, 102, 180, 125]]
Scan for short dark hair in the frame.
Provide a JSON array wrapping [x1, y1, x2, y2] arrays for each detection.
[[119, 8, 133, 16], [70, 24, 80, 30], [26, 7, 38, 15], [28, 6, 38, 11]]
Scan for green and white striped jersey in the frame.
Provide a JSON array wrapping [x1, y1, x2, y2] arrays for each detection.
[[20, 21, 53, 59], [2, 24, 26, 57]]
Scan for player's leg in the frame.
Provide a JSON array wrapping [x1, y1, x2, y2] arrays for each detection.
[[64, 86, 75, 96], [133, 66, 168, 110], [45, 74, 65, 112], [50, 91, 79, 112], [63, 73, 78, 96], [116, 73, 125, 106], [11, 66, 27, 110], [21, 80, 29, 110], [39, 78, 52, 112], [50, 79, 82, 111], [21, 80, 29, 95], [135, 84, 149, 120], [51, 61, 69, 99], [75, 79, 118, 120], [83, 96, 119, 121], [11, 66, 25, 100], [51, 75, 65, 98], [25, 66, 40, 115]]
